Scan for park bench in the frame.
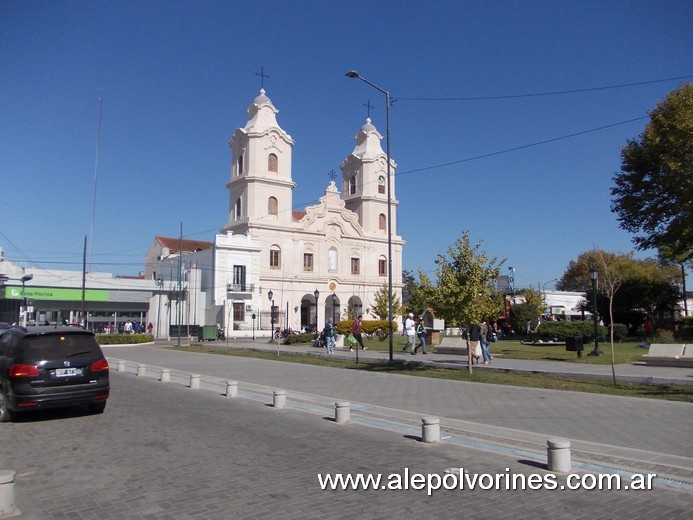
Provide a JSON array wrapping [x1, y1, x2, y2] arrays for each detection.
[[642, 343, 692, 367]]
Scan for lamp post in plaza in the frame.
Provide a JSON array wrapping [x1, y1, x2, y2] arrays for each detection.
[[268, 289, 274, 335], [332, 293, 337, 328], [313, 288, 320, 339], [588, 267, 603, 356], [345, 70, 394, 363]]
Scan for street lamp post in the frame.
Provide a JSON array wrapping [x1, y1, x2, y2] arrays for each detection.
[[332, 293, 337, 326], [313, 288, 320, 338], [20, 274, 33, 327], [155, 275, 164, 339], [345, 70, 394, 363], [268, 289, 275, 340], [588, 268, 603, 356]]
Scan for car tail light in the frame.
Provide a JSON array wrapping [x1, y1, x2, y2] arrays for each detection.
[[9, 363, 40, 377], [91, 359, 109, 372]]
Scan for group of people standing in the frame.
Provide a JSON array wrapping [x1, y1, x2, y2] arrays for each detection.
[[321, 313, 495, 364], [402, 313, 427, 355], [468, 320, 495, 364]]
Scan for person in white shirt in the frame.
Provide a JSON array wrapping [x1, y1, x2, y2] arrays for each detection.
[[402, 313, 416, 353]]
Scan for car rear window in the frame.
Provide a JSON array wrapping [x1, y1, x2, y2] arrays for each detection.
[[20, 334, 101, 360]]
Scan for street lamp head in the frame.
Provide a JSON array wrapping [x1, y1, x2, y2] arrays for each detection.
[[589, 268, 598, 281], [268, 289, 273, 301], [314, 288, 320, 300], [21, 274, 33, 283], [345, 70, 360, 79]]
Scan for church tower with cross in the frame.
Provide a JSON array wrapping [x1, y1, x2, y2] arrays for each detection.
[[223, 88, 296, 231], [340, 117, 398, 239]]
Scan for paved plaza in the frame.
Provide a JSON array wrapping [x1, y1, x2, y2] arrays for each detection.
[[1, 341, 691, 519]]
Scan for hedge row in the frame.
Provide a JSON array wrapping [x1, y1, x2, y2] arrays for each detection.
[[535, 321, 609, 341], [97, 333, 154, 345]]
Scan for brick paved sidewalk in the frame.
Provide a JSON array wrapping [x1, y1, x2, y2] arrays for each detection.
[[2, 372, 691, 519]]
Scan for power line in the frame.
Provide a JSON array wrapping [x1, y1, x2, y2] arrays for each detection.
[[396, 115, 649, 177], [396, 75, 692, 101]]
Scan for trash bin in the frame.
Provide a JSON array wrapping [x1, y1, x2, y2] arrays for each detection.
[[199, 325, 218, 341], [565, 335, 583, 352]]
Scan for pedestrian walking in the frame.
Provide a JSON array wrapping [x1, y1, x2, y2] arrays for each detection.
[[350, 315, 367, 351], [468, 322, 482, 364], [402, 313, 416, 353], [323, 319, 335, 354], [480, 320, 493, 364], [413, 318, 427, 354]]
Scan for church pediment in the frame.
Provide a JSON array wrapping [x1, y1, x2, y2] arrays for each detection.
[[299, 182, 363, 238]]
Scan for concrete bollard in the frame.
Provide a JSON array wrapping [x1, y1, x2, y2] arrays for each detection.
[[117, 361, 125, 372], [273, 389, 286, 409], [136, 364, 146, 377], [0, 470, 18, 517], [547, 438, 572, 473], [226, 380, 238, 398], [335, 401, 350, 423], [160, 369, 170, 383], [422, 416, 440, 443], [189, 374, 200, 389]]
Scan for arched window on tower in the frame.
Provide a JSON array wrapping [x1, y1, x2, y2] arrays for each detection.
[[235, 198, 242, 219], [268, 196, 278, 216], [237, 154, 244, 176], [268, 153, 278, 173], [349, 176, 357, 195], [379, 213, 386, 230]]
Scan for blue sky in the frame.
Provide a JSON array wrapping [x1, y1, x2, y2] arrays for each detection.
[[1, 0, 691, 290]]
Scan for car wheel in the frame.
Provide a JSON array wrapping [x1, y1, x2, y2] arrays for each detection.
[[0, 390, 15, 423], [88, 402, 107, 414]]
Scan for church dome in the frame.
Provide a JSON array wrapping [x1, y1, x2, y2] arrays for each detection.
[[252, 88, 271, 106], [360, 118, 376, 133]]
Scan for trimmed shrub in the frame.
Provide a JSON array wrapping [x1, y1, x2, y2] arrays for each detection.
[[535, 320, 608, 341], [97, 333, 153, 345], [610, 323, 628, 342], [335, 319, 398, 336], [285, 332, 314, 345], [651, 329, 676, 344]]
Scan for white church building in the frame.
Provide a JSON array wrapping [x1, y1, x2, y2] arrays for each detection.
[[147, 89, 405, 338]]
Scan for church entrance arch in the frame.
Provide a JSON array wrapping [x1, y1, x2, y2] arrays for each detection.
[[300, 293, 318, 333]]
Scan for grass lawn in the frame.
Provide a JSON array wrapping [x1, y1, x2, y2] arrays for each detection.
[[169, 343, 693, 403], [361, 335, 649, 365], [489, 338, 649, 364]]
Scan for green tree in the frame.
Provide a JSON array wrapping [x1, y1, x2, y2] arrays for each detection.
[[369, 283, 402, 321], [403, 269, 438, 317], [557, 249, 680, 328], [611, 83, 693, 262], [431, 232, 505, 327], [509, 288, 544, 334]]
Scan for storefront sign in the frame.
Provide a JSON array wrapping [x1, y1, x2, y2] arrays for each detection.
[[4, 286, 110, 301]]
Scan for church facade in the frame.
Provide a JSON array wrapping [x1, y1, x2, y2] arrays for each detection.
[[148, 89, 404, 338]]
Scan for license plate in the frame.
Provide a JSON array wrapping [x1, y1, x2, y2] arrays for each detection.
[[55, 368, 83, 377]]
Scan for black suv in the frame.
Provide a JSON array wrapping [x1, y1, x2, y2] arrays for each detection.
[[0, 326, 110, 422]]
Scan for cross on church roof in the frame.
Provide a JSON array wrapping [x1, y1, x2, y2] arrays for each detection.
[[255, 67, 270, 88], [328, 169, 337, 181], [363, 99, 374, 118]]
